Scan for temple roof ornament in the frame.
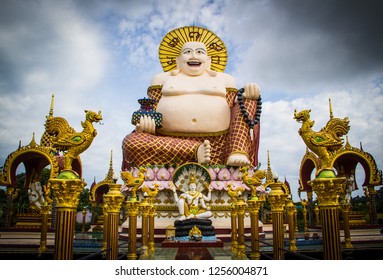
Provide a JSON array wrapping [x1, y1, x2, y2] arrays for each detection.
[[89, 150, 116, 204]]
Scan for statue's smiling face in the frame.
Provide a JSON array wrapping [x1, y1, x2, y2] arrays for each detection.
[[177, 42, 211, 76]]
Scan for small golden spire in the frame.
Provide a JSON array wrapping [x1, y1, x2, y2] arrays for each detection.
[[345, 136, 351, 149], [29, 132, 37, 148], [48, 93, 55, 118], [266, 150, 274, 183], [328, 97, 333, 119], [105, 149, 114, 182]]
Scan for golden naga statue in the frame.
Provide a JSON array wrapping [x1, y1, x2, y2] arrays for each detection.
[[240, 166, 266, 198], [294, 109, 350, 171], [226, 183, 245, 201], [141, 183, 159, 198], [189, 225, 202, 239], [120, 166, 147, 199], [43, 110, 103, 171]]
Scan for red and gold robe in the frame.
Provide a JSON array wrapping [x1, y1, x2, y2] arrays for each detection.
[[122, 86, 260, 169]]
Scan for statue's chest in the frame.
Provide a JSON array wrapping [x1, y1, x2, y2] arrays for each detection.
[[162, 76, 226, 96]]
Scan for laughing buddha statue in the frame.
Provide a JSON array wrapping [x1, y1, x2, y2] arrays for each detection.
[[122, 26, 262, 169]]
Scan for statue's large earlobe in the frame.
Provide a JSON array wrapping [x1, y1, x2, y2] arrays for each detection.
[[206, 57, 216, 76], [171, 57, 181, 75], [207, 56, 212, 70]]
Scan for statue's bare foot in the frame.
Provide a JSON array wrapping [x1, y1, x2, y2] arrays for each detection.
[[186, 214, 195, 219], [226, 153, 250, 166], [197, 140, 211, 164], [178, 215, 186, 221]]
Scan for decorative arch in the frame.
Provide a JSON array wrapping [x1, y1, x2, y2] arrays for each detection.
[[89, 181, 110, 204], [332, 147, 382, 188], [298, 145, 382, 193], [299, 150, 320, 192], [0, 139, 82, 189]]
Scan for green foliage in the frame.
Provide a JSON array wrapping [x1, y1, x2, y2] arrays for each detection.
[[351, 194, 368, 212], [263, 199, 271, 211], [15, 173, 29, 213], [77, 188, 92, 211], [39, 168, 50, 186], [75, 222, 91, 232]]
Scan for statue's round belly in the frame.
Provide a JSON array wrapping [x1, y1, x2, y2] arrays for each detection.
[[157, 95, 230, 133]]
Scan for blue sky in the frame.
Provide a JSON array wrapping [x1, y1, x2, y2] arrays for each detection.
[[1, 0, 382, 201]]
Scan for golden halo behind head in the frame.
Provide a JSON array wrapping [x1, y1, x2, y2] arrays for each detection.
[[159, 26, 228, 72]]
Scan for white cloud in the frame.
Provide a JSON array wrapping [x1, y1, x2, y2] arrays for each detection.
[[0, 0, 382, 204]]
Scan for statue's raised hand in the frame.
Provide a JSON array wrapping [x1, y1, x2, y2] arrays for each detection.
[[242, 83, 260, 100], [136, 115, 156, 134]]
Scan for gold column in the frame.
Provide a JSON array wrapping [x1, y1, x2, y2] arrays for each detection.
[[294, 208, 298, 237], [309, 177, 345, 260], [101, 204, 108, 251], [340, 203, 352, 249], [49, 178, 86, 260], [81, 208, 87, 233], [307, 190, 314, 226], [38, 204, 50, 254], [247, 195, 265, 260], [103, 182, 124, 260], [139, 197, 151, 258], [314, 205, 320, 225], [235, 197, 247, 259], [366, 186, 378, 225], [230, 204, 238, 253], [267, 181, 287, 260], [126, 198, 140, 260], [285, 199, 297, 252], [301, 199, 309, 238], [148, 204, 157, 254]]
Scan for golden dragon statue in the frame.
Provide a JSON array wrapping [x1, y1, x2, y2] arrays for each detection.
[[120, 166, 147, 199], [240, 166, 266, 198], [43, 110, 103, 171], [294, 109, 350, 171], [226, 183, 245, 203]]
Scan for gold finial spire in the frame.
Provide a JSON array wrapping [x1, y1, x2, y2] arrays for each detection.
[[48, 93, 55, 118], [345, 135, 351, 149], [105, 149, 114, 182], [266, 150, 274, 183], [328, 97, 333, 119], [29, 132, 37, 147]]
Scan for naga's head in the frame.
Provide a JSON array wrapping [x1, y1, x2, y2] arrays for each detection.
[[293, 109, 311, 123], [85, 110, 103, 123]]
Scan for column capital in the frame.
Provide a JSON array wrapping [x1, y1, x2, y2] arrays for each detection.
[[267, 182, 287, 211], [247, 196, 265, 213], [49, 179, 86, 208], [308, 177, 345, 207], [103, 183, 124, 213]]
